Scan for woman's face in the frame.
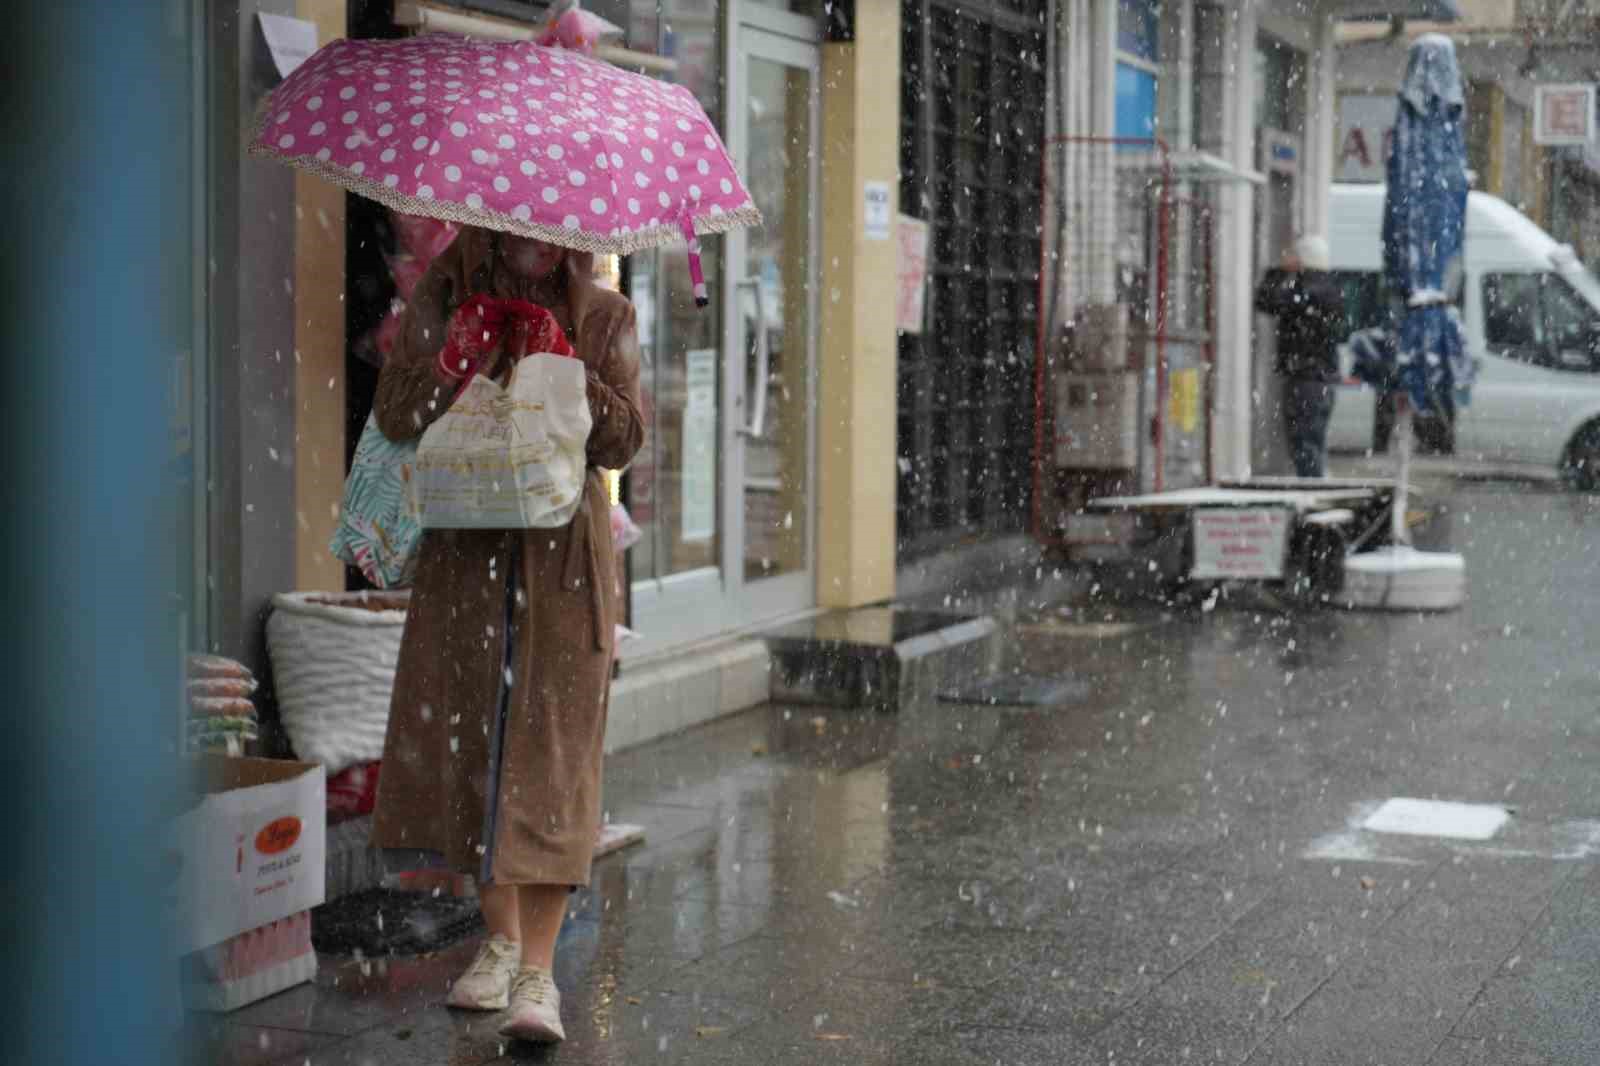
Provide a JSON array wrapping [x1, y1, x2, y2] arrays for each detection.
[[501, 236, 567, 280]]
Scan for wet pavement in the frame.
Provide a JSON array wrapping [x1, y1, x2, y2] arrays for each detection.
[[195, 484, 1600, 1065]]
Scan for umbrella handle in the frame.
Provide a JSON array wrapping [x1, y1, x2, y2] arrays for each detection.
[[679, 213, 708, 309]]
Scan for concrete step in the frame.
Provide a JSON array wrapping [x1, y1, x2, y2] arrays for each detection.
[[762, 606, 1001, 710], [604, 639, 771, 754]]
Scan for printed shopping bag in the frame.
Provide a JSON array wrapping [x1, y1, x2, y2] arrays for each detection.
[[410, 352, 592, 529], [329, 414, 422, 588]]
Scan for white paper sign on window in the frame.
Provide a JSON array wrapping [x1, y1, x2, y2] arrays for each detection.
[[896, 215, 928, 335], [863, 182, 892, 241], [681, 349, 717, 543]]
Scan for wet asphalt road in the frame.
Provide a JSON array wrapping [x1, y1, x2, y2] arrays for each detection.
[[197, 483, 1600, 1065]]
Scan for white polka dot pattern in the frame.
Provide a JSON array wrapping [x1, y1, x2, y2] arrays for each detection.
[[250, 35, 758, 254]]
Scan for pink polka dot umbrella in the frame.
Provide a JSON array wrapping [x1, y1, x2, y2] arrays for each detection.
[[249, 33, 760, 306]]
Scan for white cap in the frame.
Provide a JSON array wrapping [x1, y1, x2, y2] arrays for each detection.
[[1294, 235, 1330, 271]]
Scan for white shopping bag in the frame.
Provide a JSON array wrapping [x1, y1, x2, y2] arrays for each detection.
[[411, 352, 592, 529]]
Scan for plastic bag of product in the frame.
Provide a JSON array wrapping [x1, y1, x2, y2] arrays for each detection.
[[610, 503, 643, 552], [187, 677, 258, 700], [186, 654, 255, 682]]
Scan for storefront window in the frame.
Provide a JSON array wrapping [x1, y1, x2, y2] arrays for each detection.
[[624, 0, 726, 586], [1115, 63, 1158, 140], [1255, 33, 1305, 135], [1117, 0, 1160, 62], [1114, 0, 1160, 144], [744, 0, 822, 13], [1190, 2, 1226, 155]]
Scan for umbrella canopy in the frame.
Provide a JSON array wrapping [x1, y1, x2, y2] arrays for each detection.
[[1377, 34, 1473, 414], [249, 32, 759, 302]]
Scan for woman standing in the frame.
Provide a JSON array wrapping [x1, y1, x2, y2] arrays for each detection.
[[369, 226, 643, 1044]]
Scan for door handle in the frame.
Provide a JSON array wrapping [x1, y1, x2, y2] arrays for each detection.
[[737, 278, 770, 439]]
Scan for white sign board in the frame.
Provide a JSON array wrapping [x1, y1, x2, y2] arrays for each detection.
[[1337, 94, 1395, 183], [257, 13, 320, 80], [680, 348, 717, 542], [896, 214, 928, 335], [1191, 507, 1292, 580], [863, 181, 892, 241], [1534, 84, 1597, 147]]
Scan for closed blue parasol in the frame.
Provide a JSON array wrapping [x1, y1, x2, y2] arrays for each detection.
[[1381, 34, 1473, 414], [1348, 35, 1473, 552]]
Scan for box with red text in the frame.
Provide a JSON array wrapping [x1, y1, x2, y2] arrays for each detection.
[[173, 756, 326, 956]]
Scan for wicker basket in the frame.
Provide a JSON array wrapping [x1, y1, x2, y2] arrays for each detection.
[[265, 591, 410, 775]]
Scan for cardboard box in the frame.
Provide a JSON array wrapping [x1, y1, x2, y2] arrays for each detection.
[[1066, 303, 1130, 370], [173, 756, 326, 957], [182, 910, 317, 1012], [1053, 372, 1139, 470]]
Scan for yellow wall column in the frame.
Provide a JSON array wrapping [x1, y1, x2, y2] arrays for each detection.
[[1466, 83, 1500, 196], [1525, 130, 1550, 230], [1520, 116, 1535, 208], [816, 1, 900, 609], [293, 0, 348, 591], [1478, 83, 1507, 196]]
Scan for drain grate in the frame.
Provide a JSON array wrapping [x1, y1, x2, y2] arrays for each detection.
[[938, 674, 1091, 707], [312, 888, 484, 958]]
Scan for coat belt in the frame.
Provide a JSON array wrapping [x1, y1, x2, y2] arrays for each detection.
[[562, 481, 607, 651]]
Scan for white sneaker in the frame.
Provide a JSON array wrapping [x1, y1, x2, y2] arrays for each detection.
[[446, 935, 521, 1011], [498, 967, 565, 1044]]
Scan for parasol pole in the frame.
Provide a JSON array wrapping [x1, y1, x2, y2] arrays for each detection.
[[1391, 393, 1412, 546]]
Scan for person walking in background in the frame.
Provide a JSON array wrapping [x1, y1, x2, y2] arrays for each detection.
[[1255, 235, 1345, 478]]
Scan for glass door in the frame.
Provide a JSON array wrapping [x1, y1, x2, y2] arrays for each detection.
[[623, 15, 818, 659], [723, 26, 818, 627], [624, 6, 731, 658]]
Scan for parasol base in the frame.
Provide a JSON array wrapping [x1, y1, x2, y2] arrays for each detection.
[[1340, 546, 1465, 612]]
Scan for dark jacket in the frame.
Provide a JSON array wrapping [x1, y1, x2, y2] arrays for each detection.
[[1255, 269, 1345, 382]]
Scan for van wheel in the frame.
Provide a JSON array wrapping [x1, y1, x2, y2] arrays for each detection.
[[1564, 422, 1600, 492]]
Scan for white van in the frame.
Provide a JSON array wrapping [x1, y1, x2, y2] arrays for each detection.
[[1325, 183, 1600, 487]]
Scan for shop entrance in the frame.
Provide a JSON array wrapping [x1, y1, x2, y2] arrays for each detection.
[[1253, 128, 1304, 477], [627, 11, 819, 657]]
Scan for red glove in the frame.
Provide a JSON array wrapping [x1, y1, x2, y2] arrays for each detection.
[[436, 296, 575, 387], [436, 293, 507, 382], [496, 299, 575, 359]]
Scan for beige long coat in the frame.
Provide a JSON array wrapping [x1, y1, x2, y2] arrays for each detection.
[[370, 228, 643, 886]]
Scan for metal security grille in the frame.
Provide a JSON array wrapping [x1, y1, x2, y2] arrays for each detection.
[[898, 0, 1048, 557]]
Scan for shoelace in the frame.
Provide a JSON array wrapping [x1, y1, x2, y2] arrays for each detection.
[[509, 969, 556, 1005], [462, 939, 519, 980]]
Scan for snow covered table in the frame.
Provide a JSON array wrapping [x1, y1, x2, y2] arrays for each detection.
[[1083, 479, 1403, 601]]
